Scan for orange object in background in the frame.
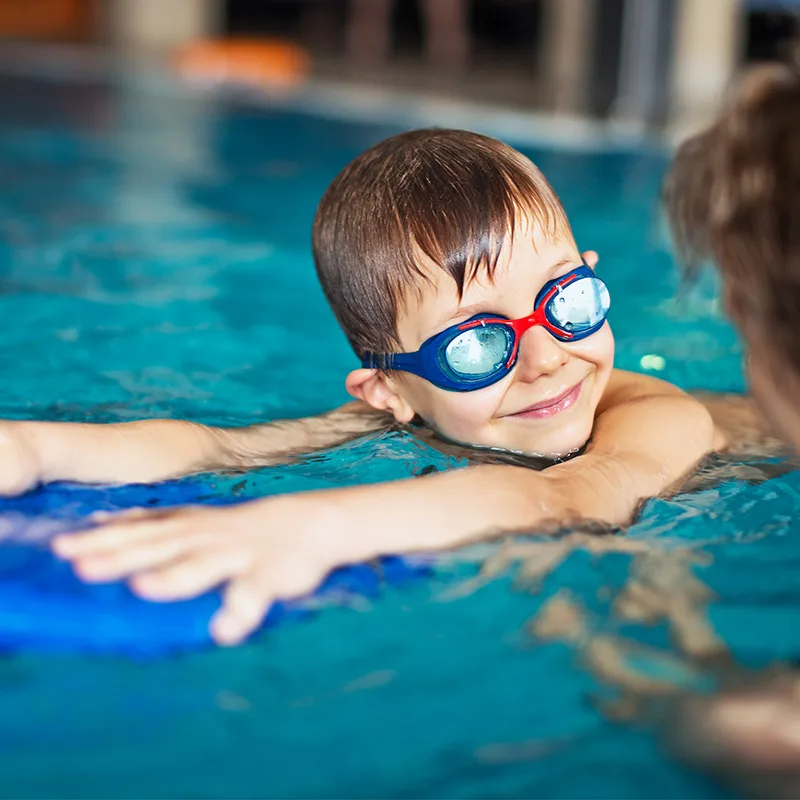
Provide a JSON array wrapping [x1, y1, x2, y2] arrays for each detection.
[[0, 0, 94, 40], [174, 38, 311, 90]]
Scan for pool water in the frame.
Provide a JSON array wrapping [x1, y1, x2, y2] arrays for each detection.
[[0, 68, 797, 799]]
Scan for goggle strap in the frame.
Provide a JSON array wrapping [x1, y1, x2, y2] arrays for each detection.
[[362, 352, 391, 369], [362, 352, 419, 372]]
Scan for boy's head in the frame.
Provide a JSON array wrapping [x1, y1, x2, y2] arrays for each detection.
[[313, 129, 614, 458], [665, 64, 800, 451]]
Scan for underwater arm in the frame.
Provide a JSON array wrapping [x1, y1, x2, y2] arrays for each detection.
[[0, 402, 393, 493]]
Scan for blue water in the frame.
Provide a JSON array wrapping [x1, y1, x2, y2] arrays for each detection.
[[0, 69, 796, 799]]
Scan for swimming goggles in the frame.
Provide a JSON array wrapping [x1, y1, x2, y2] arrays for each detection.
[[361, 263, 610, 392]]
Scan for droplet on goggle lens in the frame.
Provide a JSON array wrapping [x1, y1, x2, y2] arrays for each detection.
[[549, 277, 610, 331], [445, 326, 510, 377]]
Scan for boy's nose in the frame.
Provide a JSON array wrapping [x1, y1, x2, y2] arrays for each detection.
[[514, 325, 568, 383]]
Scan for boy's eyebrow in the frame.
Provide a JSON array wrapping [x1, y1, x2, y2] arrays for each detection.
[[431, 256, 577, 331], [431, 302, 496, 332], [545, 257, 577, 277]]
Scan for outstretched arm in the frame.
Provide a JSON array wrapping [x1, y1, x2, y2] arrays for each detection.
[[0, 402, 393, 494]]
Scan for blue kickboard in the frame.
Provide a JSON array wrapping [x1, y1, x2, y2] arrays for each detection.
[[0, 480, 427, 657]]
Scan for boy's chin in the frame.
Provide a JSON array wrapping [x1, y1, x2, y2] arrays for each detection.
[[462, 432, 591, 462], [522, 438, 589, 461], [508, 423, 594, 461], [427, 416, 592, 462]]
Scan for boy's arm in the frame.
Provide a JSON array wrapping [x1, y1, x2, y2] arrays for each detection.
[[0, 402, 392, 493], [54, 373, 717, 644], [310, 376, 717, 560]]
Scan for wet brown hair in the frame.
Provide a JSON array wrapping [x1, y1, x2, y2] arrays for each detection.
[[664, 63, 800, 382], [312, 128, 570, 356]]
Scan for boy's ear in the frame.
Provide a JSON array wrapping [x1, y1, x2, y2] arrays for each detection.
[[345, 369, 416, 423], [581, 250, 599, 268]]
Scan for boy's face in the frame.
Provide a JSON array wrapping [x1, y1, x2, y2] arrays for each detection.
[[382, 223, 614, 458]]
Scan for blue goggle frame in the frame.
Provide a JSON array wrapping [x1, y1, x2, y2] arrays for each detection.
[[362, 263, 610, 392]]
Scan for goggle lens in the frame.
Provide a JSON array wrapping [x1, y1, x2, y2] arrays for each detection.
[[547, 276, 610, 335], [444, 325, 512, 378]]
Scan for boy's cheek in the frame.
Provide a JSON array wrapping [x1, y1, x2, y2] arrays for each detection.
[[566, 328, 614, 395], [423, 394, 503, 444], [433, 396, 497, 429], [578, 324, 615, 368], [401, 375, 502, 422]]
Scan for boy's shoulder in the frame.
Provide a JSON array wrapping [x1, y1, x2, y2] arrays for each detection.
[[597, 368, 723, 449], [604, 369, 790, 457], [601, 368, 688, 409]]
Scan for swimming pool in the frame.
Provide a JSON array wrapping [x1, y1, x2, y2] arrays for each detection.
[[0, 65, 797, 799]]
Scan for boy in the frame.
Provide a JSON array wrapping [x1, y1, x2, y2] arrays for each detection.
[[2, 129, 723, 645]]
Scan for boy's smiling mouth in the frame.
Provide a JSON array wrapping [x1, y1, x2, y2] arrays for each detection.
[[506, 379, 584, 420]]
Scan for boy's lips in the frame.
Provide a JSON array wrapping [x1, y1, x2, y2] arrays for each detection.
[[507, 380, 584, 420]]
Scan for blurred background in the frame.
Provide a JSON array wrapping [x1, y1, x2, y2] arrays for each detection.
[[0, 7, 798, 799], [0, 0, 796, 132]]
